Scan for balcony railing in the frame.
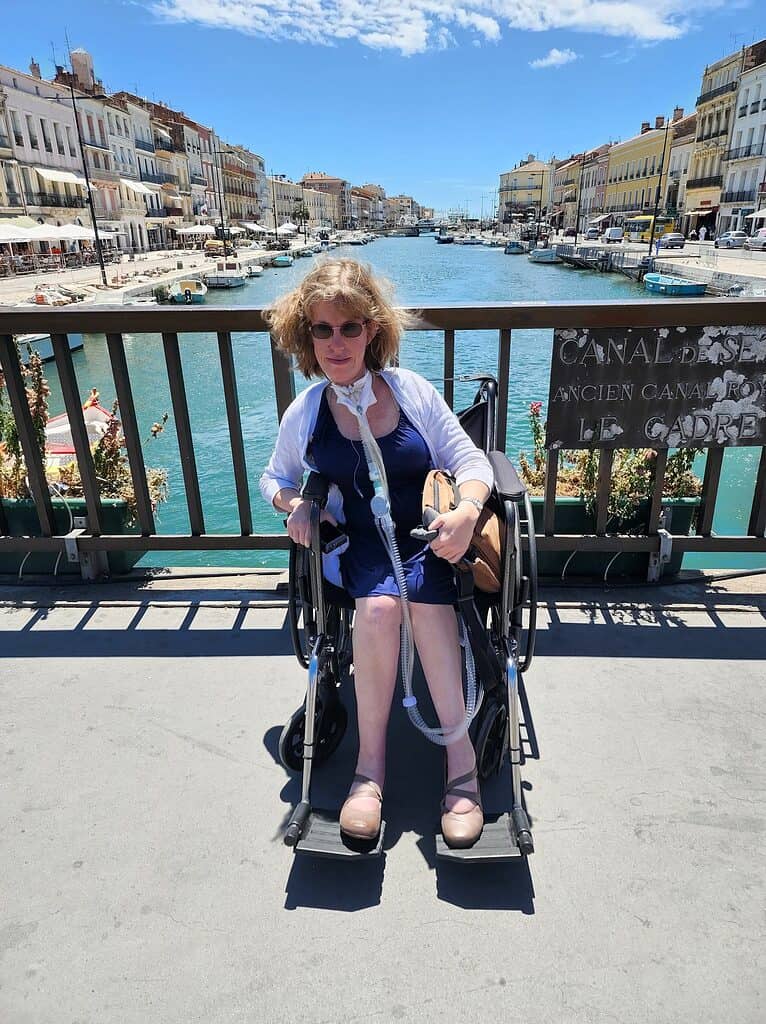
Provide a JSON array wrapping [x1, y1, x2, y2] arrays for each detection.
[[686, 175, 723, 190], [2, 192, 23, 207], [25, 191, 87, 209], [153, 136, 176, 153], [139, 170, 164, 185], [160, 173, 179, 185], [135, 138, 155, 153], [0, 301, 764, 575], [720, 189, 757, 204], [723, 142, 765, 161], [0, 133, 11, 151], [695, 129, 729, 142], [83, 136, 111, 151], [190, 173, 207, 186], [696, 80, 737, 105]]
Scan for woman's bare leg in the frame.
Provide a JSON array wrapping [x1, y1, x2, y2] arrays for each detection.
[[410, 603, 479, 813], [345, 595, 401, 814]]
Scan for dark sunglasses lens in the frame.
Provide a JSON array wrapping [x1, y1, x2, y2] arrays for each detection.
[[311, 323, 333, 340], [340, 322, 364, 338]]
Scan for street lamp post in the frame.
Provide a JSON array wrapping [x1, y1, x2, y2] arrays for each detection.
[[648, 117, 672, 258], [270, 172, 279, 234], [66, 84, 108, 287], [573, 152, 585, 247]]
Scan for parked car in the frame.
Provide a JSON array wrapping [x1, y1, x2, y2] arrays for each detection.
[[584, 226, 601, 240], [563, 227, 576, 237], [744, 228, 766, 250], [602, 227, 624, 243], [657, 232, 685, 249], [714, 230, 748, 249]]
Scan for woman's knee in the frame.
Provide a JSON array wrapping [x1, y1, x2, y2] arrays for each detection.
[[355, 595, 401, 635]]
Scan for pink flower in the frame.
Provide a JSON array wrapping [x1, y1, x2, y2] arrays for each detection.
[[530, 401, 543, 416]]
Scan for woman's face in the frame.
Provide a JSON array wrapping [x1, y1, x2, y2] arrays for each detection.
[[308, 300, 377, 386]]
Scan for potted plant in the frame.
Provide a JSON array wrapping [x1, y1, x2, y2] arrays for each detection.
[[0, 346, 168, 576], [517, 401, 702, 578]]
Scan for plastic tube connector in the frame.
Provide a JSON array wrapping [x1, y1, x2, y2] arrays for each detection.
[[402, 696, 418, 708]]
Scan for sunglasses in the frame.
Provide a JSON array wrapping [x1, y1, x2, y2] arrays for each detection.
[[309, 319, 369, 340]]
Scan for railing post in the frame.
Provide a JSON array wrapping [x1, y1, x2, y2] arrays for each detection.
[[270, 332, 296, 422]]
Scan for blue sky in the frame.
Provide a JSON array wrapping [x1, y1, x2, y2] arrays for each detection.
[[3, 0, 766, 213]]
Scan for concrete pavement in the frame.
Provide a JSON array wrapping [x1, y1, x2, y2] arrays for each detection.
[[1, 568, 764, 1023]]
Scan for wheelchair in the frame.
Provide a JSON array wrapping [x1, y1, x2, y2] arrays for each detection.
[[279, 376, 538, 862]]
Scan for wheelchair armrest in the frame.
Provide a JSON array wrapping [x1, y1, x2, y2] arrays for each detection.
[[488, 450, 527, 502], [301, 471, 330, 507]]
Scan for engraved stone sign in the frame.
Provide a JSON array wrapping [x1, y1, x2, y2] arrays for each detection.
[[545, 324, 766, 449]]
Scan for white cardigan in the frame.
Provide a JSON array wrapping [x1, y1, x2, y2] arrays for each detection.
[[259, 367, 493, 524]]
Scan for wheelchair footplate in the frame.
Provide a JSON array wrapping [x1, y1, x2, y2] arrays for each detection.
[[291, 809, 386, 859], [435, 812, 529, 863]]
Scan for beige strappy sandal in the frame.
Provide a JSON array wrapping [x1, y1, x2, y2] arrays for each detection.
[[339, 772, 383, 840], [441, 765, 483, 848]]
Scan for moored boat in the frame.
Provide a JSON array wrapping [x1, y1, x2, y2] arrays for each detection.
[[644, 272, 707, 296], [45, 393, 113, 470], [435, 233, 454, 244], [245, 264, 263, 277], [528, 245, 560, 264], [272, 253, 294, 267], [205, 259, 247, 288], [168, 278, 207, 303], [17, 332, 84, 363], [504, 241, 525, 255]]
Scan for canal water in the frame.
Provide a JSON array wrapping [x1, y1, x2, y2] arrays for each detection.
[[44, 235, 764, 570]]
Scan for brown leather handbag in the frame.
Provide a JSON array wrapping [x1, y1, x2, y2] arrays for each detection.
[[421, 469, 502, 593]]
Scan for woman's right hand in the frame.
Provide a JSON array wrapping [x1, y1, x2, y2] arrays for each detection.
[[286, 499, 336, 548]]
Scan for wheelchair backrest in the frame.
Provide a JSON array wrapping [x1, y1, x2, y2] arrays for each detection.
[[457, 377, 497, 454]]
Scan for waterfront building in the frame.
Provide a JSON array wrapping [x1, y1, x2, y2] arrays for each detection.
[[579, 144, 611, 232], [550, 156, 581, 231], [0, 61, 90, 230], [359, 183, 387, 231], [350, 186, 375, 228], [685, 39, 766, 237], [719, 58, 766, 233], [114, 94, 164, 249], [603, 116, 679, 228], [269, 174, 305, 231], [300, 172, 350, 228], [388, 193, 422, 226], [498, 157, 551, 231], [664, 111, 695, 229]]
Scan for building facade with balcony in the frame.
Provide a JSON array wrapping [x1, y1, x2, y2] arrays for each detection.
[[685, 40, 766, 236], [603, 116, 677, 226], [663, 112, 695, 227], [719, 58, 766, 233], [300, 172, 350, 228], [498, 157, 551, 231], [550, 156, 581, 230], [578, 144, 611, 231], [0, 61, 88, 228]]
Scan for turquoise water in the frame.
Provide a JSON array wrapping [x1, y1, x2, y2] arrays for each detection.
[[43, 236, 764, 570]]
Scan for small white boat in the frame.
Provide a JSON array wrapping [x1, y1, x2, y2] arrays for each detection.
[[272, 253, 294, 267], [245, 264, 263, 277], [504, 241, 525, 255], [205, 259, 246, 288], [168, 278, 207, 304], [528, 245, 560, 264], [17, 332, 84, 363], [455, 235, 483, 245]]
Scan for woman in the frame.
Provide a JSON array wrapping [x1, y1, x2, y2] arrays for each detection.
[[260, 259, 493, 848]]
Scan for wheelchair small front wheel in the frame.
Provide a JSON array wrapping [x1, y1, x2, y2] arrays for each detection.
[[278, 701, 349, 773], [474, 700, 508, 779]]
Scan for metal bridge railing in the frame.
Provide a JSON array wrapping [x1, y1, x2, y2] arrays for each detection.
[[0, 300, 765, 577]]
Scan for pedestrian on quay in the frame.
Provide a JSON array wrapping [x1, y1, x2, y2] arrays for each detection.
[[699, 225, 707, 242], [689, 228, 698, 240], [260, 258, 492, 850]]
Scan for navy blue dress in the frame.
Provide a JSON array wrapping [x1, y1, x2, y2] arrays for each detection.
[[310, 391, 456, 604]]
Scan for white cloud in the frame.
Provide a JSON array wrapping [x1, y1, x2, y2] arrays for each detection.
[[529, 47, 579, 68], [147, 0, 730, 56]]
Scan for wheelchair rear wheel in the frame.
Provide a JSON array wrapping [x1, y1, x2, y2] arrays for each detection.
[[278, 700, 349, 773]]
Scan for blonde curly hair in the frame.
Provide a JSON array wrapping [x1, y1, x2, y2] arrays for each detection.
[[263, 258, 410, 378]]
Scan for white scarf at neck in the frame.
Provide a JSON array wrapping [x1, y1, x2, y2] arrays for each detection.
[[329, 370, 377, 416]]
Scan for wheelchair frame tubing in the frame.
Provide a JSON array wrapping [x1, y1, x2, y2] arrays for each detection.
[[284, 634, 323, 846]]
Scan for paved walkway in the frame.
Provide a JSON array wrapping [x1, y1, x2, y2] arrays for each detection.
[[1, 568, 764, 1023], [0, 238, 314, 307]]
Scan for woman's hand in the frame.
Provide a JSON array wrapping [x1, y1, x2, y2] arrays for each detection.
[[286, 499, 337, 548], [429, 504, 479, 564]]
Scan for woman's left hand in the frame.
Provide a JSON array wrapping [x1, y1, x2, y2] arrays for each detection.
[[429, 505, 479, 564]]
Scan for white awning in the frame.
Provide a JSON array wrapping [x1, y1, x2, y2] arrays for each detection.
[[164, 194, 181, 204], [34, 166, 86, 187], [120, 178, 154, 196], [745, 208, 766, 218], [686, 208, 716, 216], [589, 214, 610, 224], [175, 224, 215, 235], [243, 223, 274, 233]]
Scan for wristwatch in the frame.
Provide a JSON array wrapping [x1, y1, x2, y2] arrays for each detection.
[[459, 496, 484, 513]]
